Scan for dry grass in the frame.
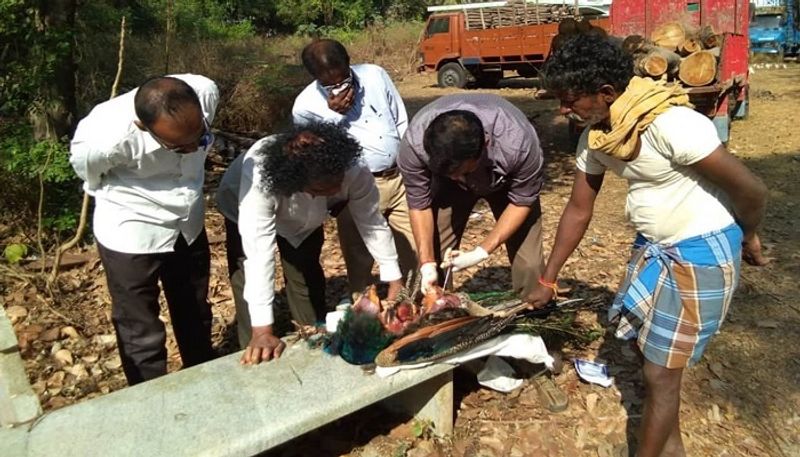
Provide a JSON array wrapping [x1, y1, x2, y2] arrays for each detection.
[[75, 22, 425, 134]]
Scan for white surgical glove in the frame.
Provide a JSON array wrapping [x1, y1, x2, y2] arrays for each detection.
[[419, 262, 438, 294], [440, 247, 489, 272]]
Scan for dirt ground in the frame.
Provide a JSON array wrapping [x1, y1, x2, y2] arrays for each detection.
[[2, 66, 799, 456]]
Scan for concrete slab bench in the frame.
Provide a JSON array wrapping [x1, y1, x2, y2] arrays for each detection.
[[0, 340, 454, 457]]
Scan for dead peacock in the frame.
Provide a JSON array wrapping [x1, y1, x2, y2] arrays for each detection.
[[330, 274, 541, 367]]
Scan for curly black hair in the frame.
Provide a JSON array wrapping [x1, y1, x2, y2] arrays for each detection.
[[423, 110, 485, 176], [542, 34, 633, 96], [257, 122, 361, 196]]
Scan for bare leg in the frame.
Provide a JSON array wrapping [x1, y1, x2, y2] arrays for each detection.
[[636, 360, 685, 457]]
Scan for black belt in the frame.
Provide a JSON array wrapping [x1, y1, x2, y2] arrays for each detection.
[[372, 166, 399, 178]]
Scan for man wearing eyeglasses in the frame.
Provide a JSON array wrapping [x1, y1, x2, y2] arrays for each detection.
[[70, 75, 219, 385], [291, 39, 417, 305]]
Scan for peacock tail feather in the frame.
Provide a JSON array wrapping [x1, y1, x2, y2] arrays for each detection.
[[335, 308, 396, 365], [374, 312, 519, 367]]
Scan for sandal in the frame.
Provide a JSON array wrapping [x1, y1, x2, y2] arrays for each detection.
[[533, 375, 569, 413]]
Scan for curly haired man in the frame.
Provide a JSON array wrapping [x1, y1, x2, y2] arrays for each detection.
[[215, 122, 403, 364]]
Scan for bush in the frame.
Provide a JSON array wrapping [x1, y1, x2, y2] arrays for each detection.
[[0, 121, 82, 238]]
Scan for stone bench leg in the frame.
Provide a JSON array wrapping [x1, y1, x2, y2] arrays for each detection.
[[0, 307, 42, 427], [382, 370, 454, 436]]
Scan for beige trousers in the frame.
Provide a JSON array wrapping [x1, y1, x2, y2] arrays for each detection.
[[336, 172, 418, 296], [432, 178, 544, 297]]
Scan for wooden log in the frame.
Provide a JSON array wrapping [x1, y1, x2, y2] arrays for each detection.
[[634, 47, 681, 77], [622, 35, 649, 54], [697, 25, 722, 49], [678, 39, 702, 56], [679, 50, 718, 86], [651, 22, 686, 51]]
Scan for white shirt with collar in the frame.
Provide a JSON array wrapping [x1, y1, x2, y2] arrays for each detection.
[[215, 136, 402, 327], [292, 64, 408, 173], [70, 74, 219, 254]]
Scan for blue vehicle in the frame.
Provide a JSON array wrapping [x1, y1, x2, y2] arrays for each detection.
[[750, 0, 800, 58]]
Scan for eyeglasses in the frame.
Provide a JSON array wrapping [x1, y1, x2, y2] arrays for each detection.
[[148, 118, 214, 153], [321, 71, 354, 96]]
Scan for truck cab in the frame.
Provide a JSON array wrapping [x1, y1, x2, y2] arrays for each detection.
[[418, 2, 610, 88], [749, 0, 800, 57]]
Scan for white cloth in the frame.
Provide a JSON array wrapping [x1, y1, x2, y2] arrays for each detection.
[[375, 333, 553, 378], [576, 106, 735, 244], [292, 64, 408, 173], [215, 136, 402, 326], [69, 74, 219, 253]]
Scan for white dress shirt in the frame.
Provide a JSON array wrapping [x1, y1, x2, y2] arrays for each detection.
[[215, 136, 402, 326], [292, 64, 408, 173], [70, 74, 219, 254]]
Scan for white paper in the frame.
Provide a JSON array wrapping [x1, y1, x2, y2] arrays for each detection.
[[573, 358, 613, 388]]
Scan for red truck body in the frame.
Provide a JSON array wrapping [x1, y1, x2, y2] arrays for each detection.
[[610, 0, 751, 141]]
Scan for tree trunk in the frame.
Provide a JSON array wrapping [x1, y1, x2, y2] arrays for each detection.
[[679, 50, 718, 86], [697, 25, 722, 49], [634, 47, 681, 78], [30, 0, 77, 141], [677, 39, 702, 56], [651, 22, 686, 51]]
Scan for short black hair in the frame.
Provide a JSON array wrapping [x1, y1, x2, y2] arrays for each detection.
[[542, 34, 633, 96], [134, 76, 202, 128], [423, 110, 485, 175], [301, 39, 350, 78], [258, 122, 361, 196]]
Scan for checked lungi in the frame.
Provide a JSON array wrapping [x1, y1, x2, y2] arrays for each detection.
[[609, 224, 743, 368]]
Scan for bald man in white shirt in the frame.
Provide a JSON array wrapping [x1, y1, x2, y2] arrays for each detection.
[[70, 75, 219, 385]]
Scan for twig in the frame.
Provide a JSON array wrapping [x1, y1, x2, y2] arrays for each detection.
[[35, 148, 54, 276], [49, 16, 126, 285]]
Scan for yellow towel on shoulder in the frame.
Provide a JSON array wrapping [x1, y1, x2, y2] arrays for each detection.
[[588, 76, 692, 161]]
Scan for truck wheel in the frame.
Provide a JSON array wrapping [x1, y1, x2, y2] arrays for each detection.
[[438, 63, 467, 88]]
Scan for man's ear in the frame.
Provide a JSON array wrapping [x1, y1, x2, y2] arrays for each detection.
[[134, 120, 146, 131], [598, 84, 618, 104]]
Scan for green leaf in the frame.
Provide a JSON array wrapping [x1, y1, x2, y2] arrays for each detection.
[[410, 419, 431, 438], [3, 243, 28, 264]]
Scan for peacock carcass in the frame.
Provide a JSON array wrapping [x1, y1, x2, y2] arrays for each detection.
[[331, 275, 535, 367]]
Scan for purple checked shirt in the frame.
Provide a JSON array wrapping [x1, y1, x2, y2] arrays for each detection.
[[397, 94, 544, 210]]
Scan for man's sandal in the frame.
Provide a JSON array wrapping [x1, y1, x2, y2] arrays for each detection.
[[533, 375, 569, 413]]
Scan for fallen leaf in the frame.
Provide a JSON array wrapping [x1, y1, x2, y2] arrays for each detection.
[[5, 305, 28, 322], [708, 404, 722, 422], [93, 334, 117, 346], [54, 349, 74, 366], [39, 327, 62, 342], [755, 319, 779, 329], [586, 393, 599, 413], [103, 356, 122, 370], [66, 363, 89, 380], [46, 370, 66, 388], [60, 326, 80, 339], [81, 354, 99, 363]]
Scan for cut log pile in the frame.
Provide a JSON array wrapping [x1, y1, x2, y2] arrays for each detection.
[[464, 2, 583, 30], [623, 22, 723, 87]]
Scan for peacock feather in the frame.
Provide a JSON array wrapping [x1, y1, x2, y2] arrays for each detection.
[[333, 308, 396, 365]]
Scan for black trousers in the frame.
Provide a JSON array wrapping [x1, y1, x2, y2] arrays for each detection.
[[97, 230, 215, 385], [224, 218, 327, 344]]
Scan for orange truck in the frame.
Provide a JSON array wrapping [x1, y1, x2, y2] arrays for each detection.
[[417, 1, 610, 87]]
